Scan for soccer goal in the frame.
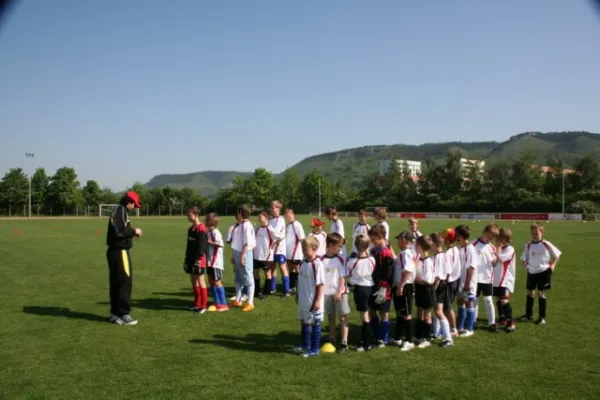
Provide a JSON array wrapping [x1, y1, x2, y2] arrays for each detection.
[[99, 204, 139, 217]]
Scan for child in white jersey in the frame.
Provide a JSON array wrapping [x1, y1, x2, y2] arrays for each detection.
[[518, 223, 561, 326], [408, 217, 423, 252], [430, 232, 453, 347], [321, 233, 350, 353], [492, 228, 517, 332], [268, 200, 290, 296], [414, 235, 435, 348], [205, 213, 227, 312], [325, 206, 346, 259], [391, 231, 416, 351], [254, 210, 284, 301], [307, 218, 327, 257], [285, 208, 305, 293], [442, 228, 460, 337], [455, 225, 478, 337], [347, 234, 376, 352], [230, 205, 256, 312], [350, 209, 370, 258], [472, 224, 500, 332], [294, 236, 326, 358]]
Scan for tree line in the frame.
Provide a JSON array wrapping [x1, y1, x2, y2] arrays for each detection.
[[1, 151, 600, 216]]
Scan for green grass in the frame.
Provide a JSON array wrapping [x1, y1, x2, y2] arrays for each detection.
[[1, 216, 600, 400]]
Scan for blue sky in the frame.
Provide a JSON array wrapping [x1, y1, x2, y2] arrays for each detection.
[[1, 0, 600, 191]]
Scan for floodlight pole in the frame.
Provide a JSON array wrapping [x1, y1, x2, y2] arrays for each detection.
[[25, 153, 35, 218], [318, 178, 321, 217], [561, 172, 565, 214]]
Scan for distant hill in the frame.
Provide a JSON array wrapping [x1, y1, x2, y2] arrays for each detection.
[[143, 131, 600, 195]]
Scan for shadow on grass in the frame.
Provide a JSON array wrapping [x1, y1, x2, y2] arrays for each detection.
[[152, 291, 192, 296], [98, 297, 192, 311], [23, 306, 108, 323], [189, 331, 299, 353]]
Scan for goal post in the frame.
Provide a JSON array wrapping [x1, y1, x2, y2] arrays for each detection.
[[99, 204, 140, 217]]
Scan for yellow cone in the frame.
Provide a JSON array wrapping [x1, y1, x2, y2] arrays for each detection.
[[320, 342, 336, 353], [207, 305, 218, 312]]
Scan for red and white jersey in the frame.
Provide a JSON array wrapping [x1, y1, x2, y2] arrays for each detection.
[[207, 228, 224, 270], [231, 220, 255, 252], [432, 251, 450, 281], [459, 242, 479, 294], [493, 245, 516, 292], [297, 257, 326, 313], [285, 221, 305, 261], [394, 248, 416, 285], [472, 238, 496, 285], [415, 256, 435, 284], [375, 221, 390, 244], [347, 256, 376, 287], [268, 216, 286, 255], [321, 254, 347, 296], [351, 222, 370, 254], [254, 225, 275, 262], [446, 246, 461, 283], [226, 223, 237, 244], [330, 218, 346, 257], [307, 231, 327, 257], [521, 240, 561, 274]]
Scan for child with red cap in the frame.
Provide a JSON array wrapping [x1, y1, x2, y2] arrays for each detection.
[[307, 218, 327, 257]]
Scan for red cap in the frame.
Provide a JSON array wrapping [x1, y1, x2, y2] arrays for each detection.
[[441, 228, 455, 242], [310, 218, 325, 227], [125, 191, 142, 208]]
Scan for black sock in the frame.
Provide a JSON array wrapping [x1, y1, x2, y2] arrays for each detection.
[[394, 317, 404, 341], [289, 272, 296, 289], [406, 319, 415, 342], [526, 296, 534, 317], [496, 300, 504, 318], [415, 319, 422, 339], [427, 322, 433, 339], [263, 280, 270, 295], [538, 297, 547, 319], [362, 322, 371, 348], [254, 278, 260, 292], [503, 303, 513, 321]]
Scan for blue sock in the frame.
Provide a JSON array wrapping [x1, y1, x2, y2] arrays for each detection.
[[381, 320, 390, 342], [301, 324, 311, 350], [283, 276, 290, 293], [457, 307, 466, 330], [311, 323, 321, 354], [210, 286, 217, 303], [466, 307, 476, 331], [370, 316, 380, 341], [218, 287, 226, 305], [270, 277, 277, 292]]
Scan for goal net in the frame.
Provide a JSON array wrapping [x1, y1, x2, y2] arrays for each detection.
[[99, 204, 139, 217]]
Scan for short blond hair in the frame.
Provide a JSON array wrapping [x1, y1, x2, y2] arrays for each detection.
[[408, 217, 419, 224], [530, 222, 544, 233], [483, 223, 500, 237], [374, 207, 387, 220], [354, 234, 370, 253], [302, 236, 319, 252]]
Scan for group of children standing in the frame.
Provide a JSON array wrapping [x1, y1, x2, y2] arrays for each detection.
[[182, 205, 561, 358]]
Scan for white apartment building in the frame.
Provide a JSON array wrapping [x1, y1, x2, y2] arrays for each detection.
[[460, 158, 485, 171], [379, 159, 422, 176]]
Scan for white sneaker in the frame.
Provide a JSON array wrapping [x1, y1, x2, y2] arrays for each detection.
[[110, 315, 123, 324], [120, 314, 138, 326], [459, 330, 474, 338], [400, 342, 414, 352], [229, 295, 237, 301], [293, 346, 305, 354], [417, 340, 431, 349], [388, 339, 403, 346]]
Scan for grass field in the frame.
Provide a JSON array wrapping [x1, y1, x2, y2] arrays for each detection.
[[1, 216, 599, 400]]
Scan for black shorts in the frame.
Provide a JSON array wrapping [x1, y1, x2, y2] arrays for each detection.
[[288, 259, 302, 266], [368, 295, 391, 313], [414, 283, 435, 309], [526, 269, 552, 291], [186, 264, 206, 275], [435, 282, 447, 305], [353, 286, 373, 312], [207, 267, 223, 281], [444, 279, 460, 312], [476, 283, 493, 297], [493, 286, 511, 299], [393, 284, 414, 317], [253, 259, 268, 270]]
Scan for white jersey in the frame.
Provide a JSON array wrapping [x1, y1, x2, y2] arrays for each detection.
[[268, 216, 286, 256], [375, 221, 390, 244], [347, 256, 376, 287], [394, 248, 416, 285], [411, 230, 423, 251], [473, 238, 496, 285], [415, 256, 435, 285], [297, 257, 326, 313], [207, 229, 224, 270], [351, 222, 370, 254], [521, 240, 561, 274], [308, 231, 327, 257], [231, 220, 255, 252], [432, 251, 449, 281], [226, 224, 237, 244], [493, 245, 516, 292], [446, 246, 461, 283], [253, 225, 275, 262], [285, 221, 305, 261], [459, 242, 479, 294], [321, 254, 347, 296], [330, 218, 346, 257]]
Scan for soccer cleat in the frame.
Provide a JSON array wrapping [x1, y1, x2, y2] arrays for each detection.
[[356, 345, 371, 352], [517, 314, 533, 322], [300, 351, 319, 358], [488, 324, 500, 333], [451, 330, 459, 338], [283, 292, 292, 298], [293, 346, 305, 354], [417, 340, 431, 349], [230, 300, 243, 308], [459, 330, 474, 338], [120, 314, 138, 326], [388, 338, 403, 347], [193, 308, 206, 314], [187, 305, 198, 311], [400, 342, 415, 352], [506, 324, 516, 333], [431, 334, 442, 341], [110, 315, 124, 325], [207, 305, 218, 312], [216, 305, 229, 312], [269, 290, 276, 295], [440, 340, 454, 348], [535, 318, 546, 326], [376, 340, 386, 349], [337, 344, 348, 354], [242, 304, 255, 312]]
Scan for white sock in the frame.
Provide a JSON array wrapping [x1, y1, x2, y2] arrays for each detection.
[[246, 284, 255, 305], [484, 296, 495, 325], [474, 301, 479, 323], [433, 315, 440, 337], [440, 318, 452, 341], [235, 283, 243, 301]]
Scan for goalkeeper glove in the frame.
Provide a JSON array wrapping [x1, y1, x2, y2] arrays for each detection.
[[373, 287, 387, 304]]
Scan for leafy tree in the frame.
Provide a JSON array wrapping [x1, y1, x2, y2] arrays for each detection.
[[31, 168, 49, 212], [81, 180, 102, 206], [276, 169, 302, 209], [463, 160, 485, 201], [440, 151, 463, 200], [0, 168, 29, 210], [245, 168, 276, 208], [99, 187, 119, 204], [510, 152, 543, 194], [572, 154, 600, 192], [300, 170, 330, 212], [357, 171, 383, 207], [46, 167, 81, 213]]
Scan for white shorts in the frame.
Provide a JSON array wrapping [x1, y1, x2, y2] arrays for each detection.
[[324, 294, 351, 316], [297, 309, 323, 325]]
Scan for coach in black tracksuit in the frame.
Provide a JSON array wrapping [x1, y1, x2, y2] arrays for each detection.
[[106, 191, 142, 326]]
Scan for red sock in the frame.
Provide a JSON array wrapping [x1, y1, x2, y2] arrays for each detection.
[[201, 288, 208, 309], [193, 286, 201, 307]]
